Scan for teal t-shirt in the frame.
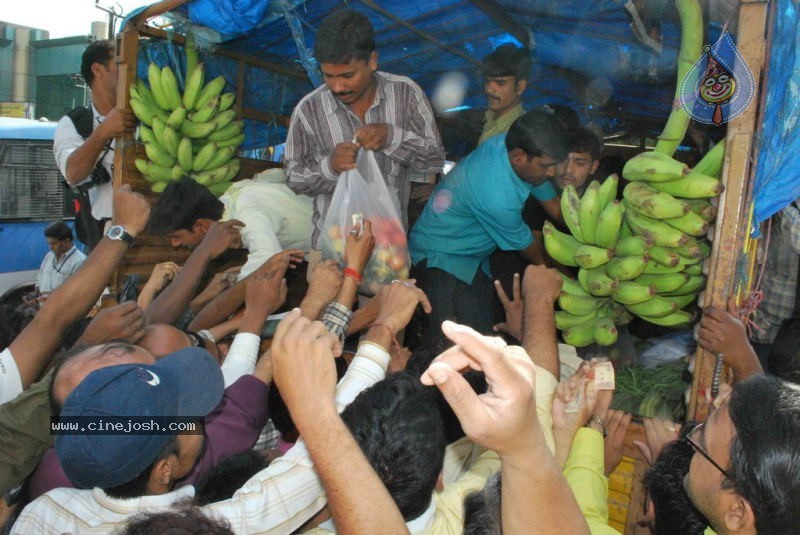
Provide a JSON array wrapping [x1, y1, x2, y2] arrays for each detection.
[[409, 134, 556, 284]]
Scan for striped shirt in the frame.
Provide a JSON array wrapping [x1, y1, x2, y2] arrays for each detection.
[[285, 71, 445, 248]]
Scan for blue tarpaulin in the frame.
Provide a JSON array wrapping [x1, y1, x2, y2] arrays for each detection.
[[751, 0, 800, 234]]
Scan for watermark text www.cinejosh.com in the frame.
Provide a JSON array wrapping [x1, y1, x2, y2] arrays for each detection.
[[50, 416, 203, 435]]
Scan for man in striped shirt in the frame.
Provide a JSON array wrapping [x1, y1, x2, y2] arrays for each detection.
[[285, 9, 444, 267]]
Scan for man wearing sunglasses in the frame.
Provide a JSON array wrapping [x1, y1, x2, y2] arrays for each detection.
[[682, 374, 800, 535]]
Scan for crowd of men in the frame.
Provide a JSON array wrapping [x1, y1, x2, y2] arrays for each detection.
[[1, 7, 799, 535]]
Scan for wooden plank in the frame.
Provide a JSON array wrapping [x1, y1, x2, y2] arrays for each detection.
[[689, 1, 768, 420]]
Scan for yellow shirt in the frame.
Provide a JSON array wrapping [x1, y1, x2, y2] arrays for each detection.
[[478, 103, 525, 145]]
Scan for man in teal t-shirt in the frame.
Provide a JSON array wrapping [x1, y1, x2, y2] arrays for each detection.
[[409, 110, 567, 344]]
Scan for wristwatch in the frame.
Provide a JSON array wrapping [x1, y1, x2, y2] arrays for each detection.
[[106, 225, 135, 246]]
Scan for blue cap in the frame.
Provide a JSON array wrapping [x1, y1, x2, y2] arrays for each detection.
[[55, 347, 224, 489]]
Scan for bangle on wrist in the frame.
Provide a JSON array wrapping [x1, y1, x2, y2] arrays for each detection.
[[343, 267, 362, 284], [586, 415, 607, 438], [369, 322, 398, 348]]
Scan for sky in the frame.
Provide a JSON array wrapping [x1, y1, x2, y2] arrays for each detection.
[[3, 0, 147, 39]]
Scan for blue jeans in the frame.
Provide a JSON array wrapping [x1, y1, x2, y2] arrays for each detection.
[[412, 261, 495, 347]]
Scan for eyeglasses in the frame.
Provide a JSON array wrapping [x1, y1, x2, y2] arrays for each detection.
[[683, 422, 732, 481]]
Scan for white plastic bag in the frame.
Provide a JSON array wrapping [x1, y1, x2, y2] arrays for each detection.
[[320, 150, 410, 295]]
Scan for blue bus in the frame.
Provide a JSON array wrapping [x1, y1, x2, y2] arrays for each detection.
[[0, 117, 77, 306]]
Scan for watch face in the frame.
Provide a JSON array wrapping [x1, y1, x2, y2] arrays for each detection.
[[108, 226, 122, 239]]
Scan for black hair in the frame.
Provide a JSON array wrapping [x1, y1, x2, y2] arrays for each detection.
[[727, 374, 800, 534], [148, 178, 224, 236], [81, 40, 114, 86], [44, 221, 73, 241], [569, 126, 603, 161], [194, 451, 269, 505], [340, 372, 446, 521], [644, 423, 708, 535], [545, 104, 580, 132], [0, 304, 36, 349], [405, 342, 487, 444], [119, 504, 234, 535], [505, 109, 569, 161], [463, 472, 503, 535], [314, 9, 375, 64], [482, 44, 532, 81], [103, 435, 180, 499]]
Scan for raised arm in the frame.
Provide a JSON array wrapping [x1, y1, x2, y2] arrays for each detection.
[[8, 186, 149, 392], [520, 264, 562, 378]]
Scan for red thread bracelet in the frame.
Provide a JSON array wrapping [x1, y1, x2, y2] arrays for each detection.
[[369, 322, 399, 347], [343, 267, 362, 284]]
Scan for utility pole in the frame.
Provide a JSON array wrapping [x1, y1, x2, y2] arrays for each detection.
[[94, 1, 122, 39]]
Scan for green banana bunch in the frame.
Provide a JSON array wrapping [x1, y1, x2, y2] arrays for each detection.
[[664, 211, 710, 237], [131, 58, 243, 195], [625, 296, 679, 318], [562, 317, 599, 347], [612, 281, 655, 305], [579, 267, 618, 297], [614, 236, 650, 257], [647, 245, 681, 267], [634, 273, 691, 293], [622, 151, 689, 182], [593, 317, 618, 346], [558, 293, 603, 316], [625, 209, 691, 248], [605, 255, 647, 281], [596, 174, 619, 209], [574, 244, 614, 270], [558, 272, 591, 296], [555, 309, 598, 330], [623, 182, 690, 219]]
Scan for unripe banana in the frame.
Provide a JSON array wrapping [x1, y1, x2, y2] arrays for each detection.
[[673, 241, 704, 260], [605, 255, 648, 281], [563, 317, 600, 347], [622, 151, 689, 182], [561, 185, 584, 242], [151, 181, 168, 193], [212, 109, 237, 131], [642, 259, 684, 275], [166, 106, 188, 130], [626, 296, 679, 318], [574, 243, 614, 269], [649, 170, 725, 199], [203, 146, 235, 172], [623, 182, 690, 219], [180, 119, 217, 139], [577, 268, 591, 294], [692, 139, 725, 178], [685, 199, 717, 222], [144, 142, 176, 168], [697, 241, 711, 258], [135, 79, 158, 109], [190, 95, 219, 124], [129, 97, 164, 126], [209, 180, 234, 196], [555, 309, 598, 330], [614, 236, 651, 257], [559, 293, 602, 316], [177, 136, 193, 171], [194, 75, 227, 112], [663, 292, 698, 309], [625, 209, 691, 248], [160, 66, 182, 110], [182, 63, 205, 110], [558, 272, 590, 296], [193, 162, 231, 185], [637, 310, 693, 327], [597, 174, 619, 209], [208, 120, 244, 142], [222, 159, 240, 182], [135, 158, 173, 182], [664, 211, 710, 236], [216, 133, 246, 149], [161, 126, 180, 158], [595, 200, 625, 249], [612, 281, 656, 305], [171, 164, 186, 181], [634, 273, 691, 293], [138, 124, 157, 145], [192, 142, 218, 171], [218, 92, 235, 112], [662, 275, 706, 296], [648, 245, 681, 267], [543, 221, 581, 267], [152, 116, 167, 147], [579, 181, 601, 244], [593, 317, 618, 346], [620, 219, 633, 238], [147, 63, 170, 110], [683, 263, 703, 275], [582, 267, 619, 296]]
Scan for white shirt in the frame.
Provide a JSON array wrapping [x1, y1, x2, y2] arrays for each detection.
[[36, 246, 87, 293], [54, 104, 115, 220], [13, 341, 391, 535], [220, 175, 313, 280], [219, 332, 260, 387], [0, 348, 23, 405]]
